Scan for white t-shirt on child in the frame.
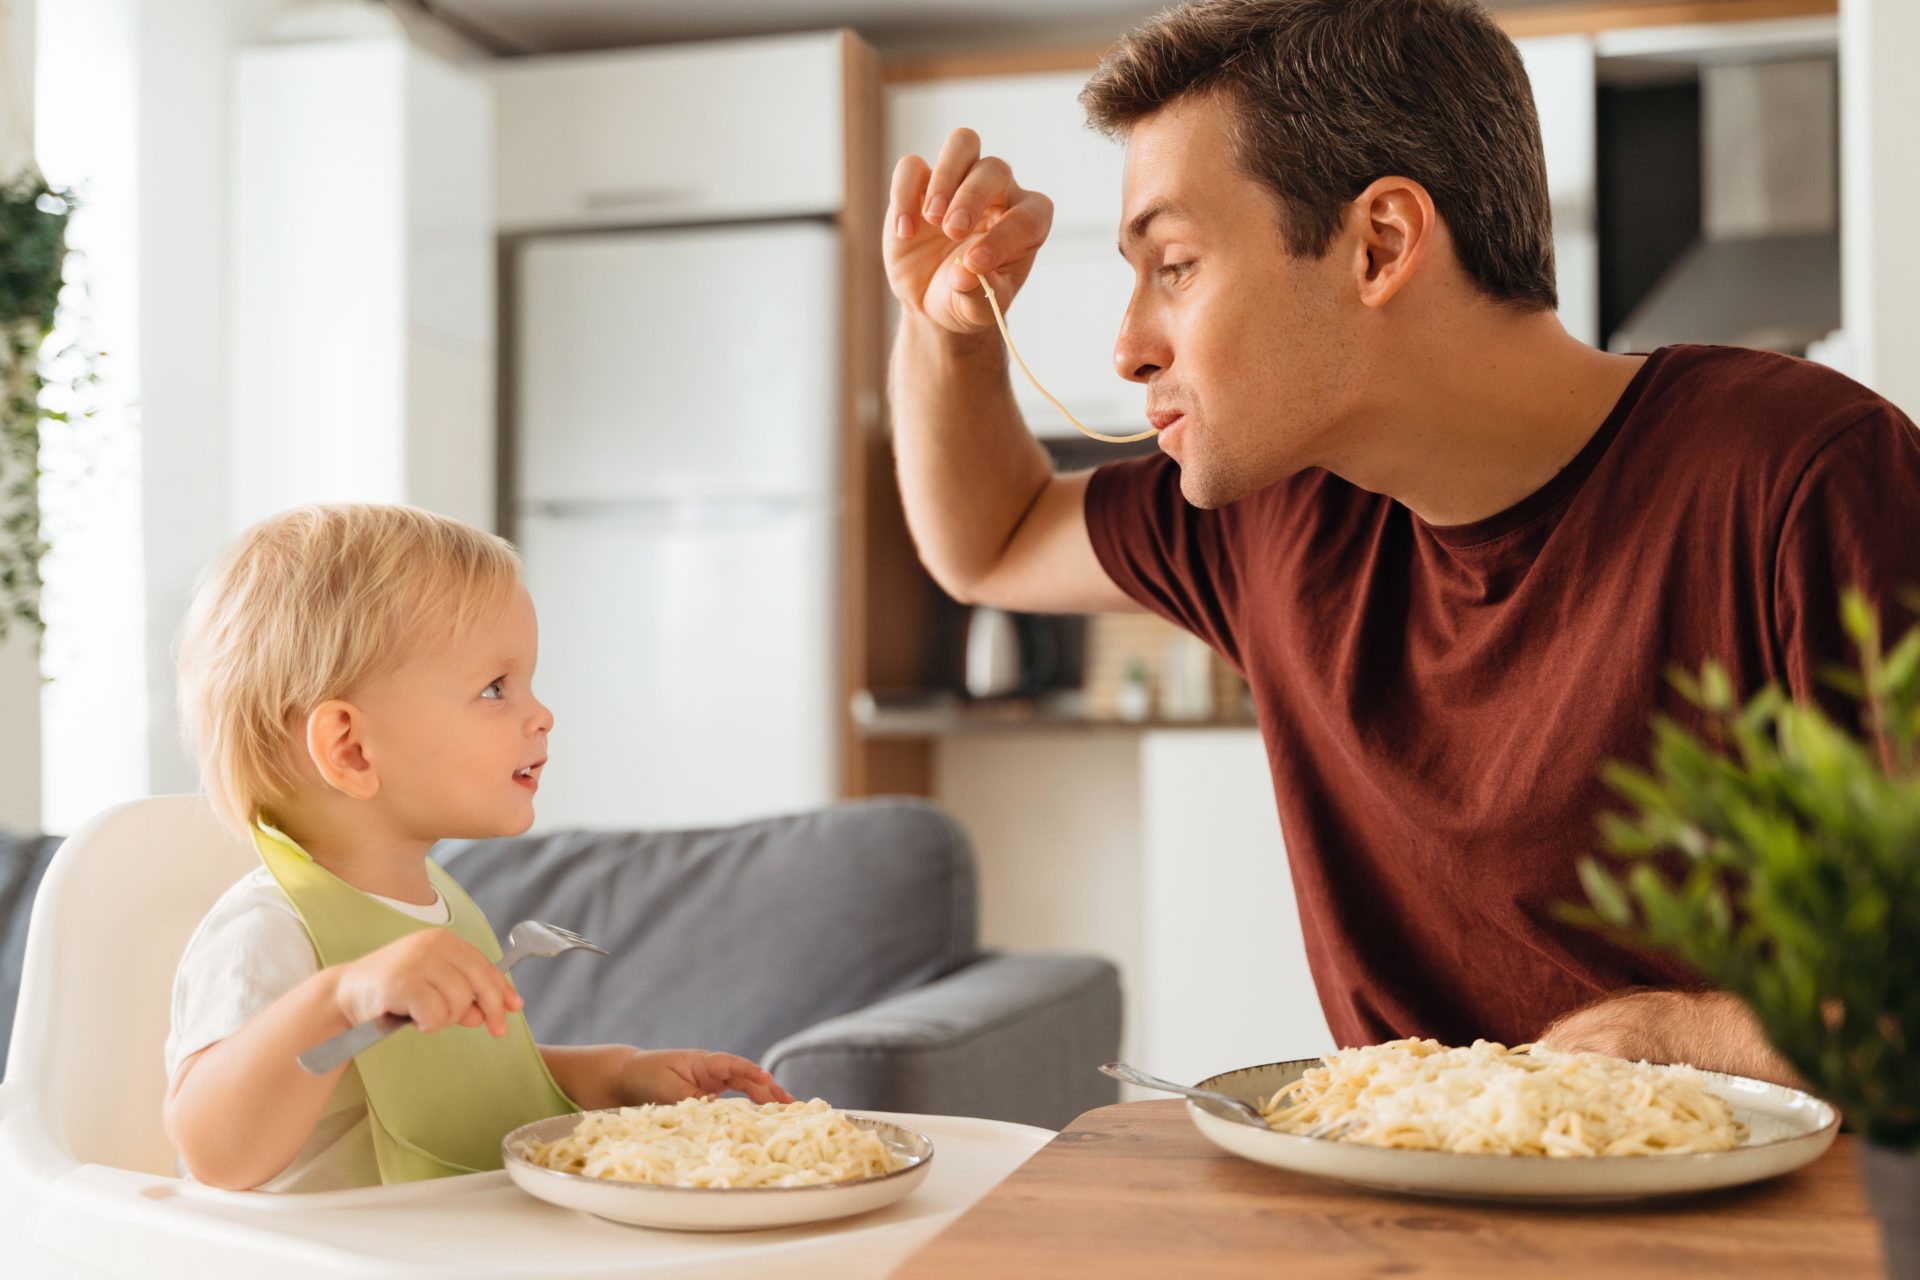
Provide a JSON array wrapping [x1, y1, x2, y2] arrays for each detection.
[[165, 867, 450, 1192]]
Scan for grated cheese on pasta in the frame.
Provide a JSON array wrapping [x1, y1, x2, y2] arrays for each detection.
[[512, 1097, 905, 1188], [1260, 1039, 1744, 1157]]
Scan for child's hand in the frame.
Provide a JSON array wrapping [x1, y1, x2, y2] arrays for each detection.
[[619, 1050, 796, 1107], [331, 930, 523, 1037]]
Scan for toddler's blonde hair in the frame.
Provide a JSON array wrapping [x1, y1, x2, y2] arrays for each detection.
[[177, 504, 522, 835]]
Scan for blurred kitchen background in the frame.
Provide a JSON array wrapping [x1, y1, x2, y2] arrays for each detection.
[[1, 0, 1915, 1081]]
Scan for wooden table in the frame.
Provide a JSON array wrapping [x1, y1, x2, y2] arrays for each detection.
[[895, 1100, 1885, 1279]]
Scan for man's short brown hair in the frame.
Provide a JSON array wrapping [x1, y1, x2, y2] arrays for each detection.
[[1081, 0, 1558, 311]]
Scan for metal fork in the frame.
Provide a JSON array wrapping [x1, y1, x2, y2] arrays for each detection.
[[297, 920, 609, 1075], [1101, 1062, 1269, 1125], [1098, 1062, 1360, 1139]]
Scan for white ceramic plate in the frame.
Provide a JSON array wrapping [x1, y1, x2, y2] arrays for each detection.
[[1187, 1058, 1839, 1203], [502, 1110, 935, 1231]]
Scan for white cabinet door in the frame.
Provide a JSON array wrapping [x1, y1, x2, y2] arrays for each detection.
[[493, 33, 846, 232], [231, 39, 495, 534], [514, 223, 840, 504], [1517, 35, 1600, 348], [1141, 730, 1334, 1083], [517, 503, 838, 832], [888, 72, 1148, 438]]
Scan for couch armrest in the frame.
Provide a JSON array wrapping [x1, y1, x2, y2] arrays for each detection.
[[760, 951, 1121, 1131]]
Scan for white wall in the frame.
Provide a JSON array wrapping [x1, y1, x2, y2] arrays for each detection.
[[138, 0, 287, 797], [35, 0, 148, 835], [0, 0, 40, 832], [143, 3, 487, 796], [1841, 0, 1920, 415], [28, 1, 490, 815]]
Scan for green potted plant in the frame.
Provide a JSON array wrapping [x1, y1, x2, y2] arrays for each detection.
[[0, 168, 76, 643], [1574, 587, 1918, 1275]]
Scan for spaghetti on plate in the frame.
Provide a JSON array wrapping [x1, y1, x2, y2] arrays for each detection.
[[511, 1097, 905, 1188], [1260, 1038, 1744, 1156]]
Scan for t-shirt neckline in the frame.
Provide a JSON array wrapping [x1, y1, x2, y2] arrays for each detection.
[[1418, 348, 1667, 551]]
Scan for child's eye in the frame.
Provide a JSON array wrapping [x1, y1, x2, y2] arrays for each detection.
[[481, 678, 506, 700]]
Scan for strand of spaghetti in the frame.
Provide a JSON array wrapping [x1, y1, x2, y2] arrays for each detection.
[[975, 272, 1156, 444]]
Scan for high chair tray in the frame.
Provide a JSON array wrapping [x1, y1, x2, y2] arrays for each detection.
[[7, 1111, 1053, 1279]]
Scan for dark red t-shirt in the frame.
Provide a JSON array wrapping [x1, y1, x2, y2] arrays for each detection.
[[1085, 345, 1920, 1048]]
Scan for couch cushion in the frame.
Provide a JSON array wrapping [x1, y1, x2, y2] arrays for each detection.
[[0, 830, 66, 1076], [435, 798, 980, 1062]]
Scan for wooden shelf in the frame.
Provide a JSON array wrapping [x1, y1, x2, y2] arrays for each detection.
[[854, 691, 1257, 739]]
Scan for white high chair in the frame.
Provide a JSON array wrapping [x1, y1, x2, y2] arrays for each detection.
[[0, 797, 1052, 1278]]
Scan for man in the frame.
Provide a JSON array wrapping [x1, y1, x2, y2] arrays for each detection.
[[883, 0, 1920, 1082]]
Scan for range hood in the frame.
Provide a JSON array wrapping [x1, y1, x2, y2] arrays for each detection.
[[1610, 58, 1839, 355]]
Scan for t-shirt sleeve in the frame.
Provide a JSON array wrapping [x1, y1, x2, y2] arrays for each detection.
[[165, 895, 320, 1085], [1773, 404, 1920, 712], [1083, 453, 1248, 670]]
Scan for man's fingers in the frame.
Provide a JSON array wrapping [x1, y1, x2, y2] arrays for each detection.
[[923, 127, 981, 224], [889, 153, 932, 242], [941, 155, 1015, 240], [957, 189, 1052, 276]]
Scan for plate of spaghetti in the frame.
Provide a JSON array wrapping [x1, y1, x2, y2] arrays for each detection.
[[503, 1097, 934, 1230], [1185, 1039, 1837, 1202]]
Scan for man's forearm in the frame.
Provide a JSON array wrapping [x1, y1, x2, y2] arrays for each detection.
[[888, 312, 1053, 602], [1538, 988, 1806, 1087]]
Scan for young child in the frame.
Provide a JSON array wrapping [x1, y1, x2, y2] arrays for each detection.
[[164, 504, 792, 1192]]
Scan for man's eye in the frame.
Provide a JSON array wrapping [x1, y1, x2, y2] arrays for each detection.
[[1158, 261, 1193, 283], [481, 678, 506, 700]]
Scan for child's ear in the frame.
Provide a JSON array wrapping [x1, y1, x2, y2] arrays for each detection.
[[306, 700, 380, 800]]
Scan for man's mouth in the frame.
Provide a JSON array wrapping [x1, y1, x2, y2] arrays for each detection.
[[1147, 410, 1185, 433]]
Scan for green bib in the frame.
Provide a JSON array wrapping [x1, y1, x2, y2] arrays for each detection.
[[254, 822, 577, 1184]]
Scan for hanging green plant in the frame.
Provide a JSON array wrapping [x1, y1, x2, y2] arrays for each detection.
[[0, 169, 75, 644]]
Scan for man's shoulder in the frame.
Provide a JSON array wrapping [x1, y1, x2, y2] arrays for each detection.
[[1634, 344, 1909, 476]]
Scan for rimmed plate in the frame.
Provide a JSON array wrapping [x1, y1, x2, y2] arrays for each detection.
[[502, 1110, 935, 1231], [1186, 1057, 1839, 1203]]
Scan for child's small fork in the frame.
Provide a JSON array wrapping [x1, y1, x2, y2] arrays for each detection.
[[296, 920, 609, 1075]]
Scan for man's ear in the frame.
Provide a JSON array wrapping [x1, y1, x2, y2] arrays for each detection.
[[305, 700, 380, 800], [1346, 175, 1436, 310]]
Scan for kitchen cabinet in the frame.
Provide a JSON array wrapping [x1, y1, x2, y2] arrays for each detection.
[[934, 727, 1333, 1085], [1140, 729, 1334, 1083], [230, 36, 493, 534], [493, 33, 848, 232], [496, 31, 935, 808]]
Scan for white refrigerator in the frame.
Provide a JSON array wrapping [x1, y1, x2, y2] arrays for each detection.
[[512, 222, 841, 830]]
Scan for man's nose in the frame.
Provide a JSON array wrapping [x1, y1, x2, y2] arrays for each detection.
[[1113, 305, 1169, 385]]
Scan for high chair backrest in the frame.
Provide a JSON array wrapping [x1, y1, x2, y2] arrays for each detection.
[[5, 795, 255, 1176]]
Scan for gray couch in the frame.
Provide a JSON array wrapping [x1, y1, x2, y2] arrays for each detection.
[[1, 799, 1122, 1130]]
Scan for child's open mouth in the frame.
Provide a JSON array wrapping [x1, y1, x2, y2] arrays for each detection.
[[513, 760, 545, 791]]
